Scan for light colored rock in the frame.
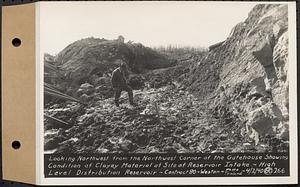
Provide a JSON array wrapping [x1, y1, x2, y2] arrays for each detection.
[[80, 83, 92, 90], [80, 83, 95, 94], [79, 94, 89, 103], [273, 32, 288, 81], [247, 102, 282, 137], [96, 147, 109, 153]]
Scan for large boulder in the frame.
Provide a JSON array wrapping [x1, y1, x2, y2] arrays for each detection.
[[247, 102, 281, 135], [77, 83, 95, 96]]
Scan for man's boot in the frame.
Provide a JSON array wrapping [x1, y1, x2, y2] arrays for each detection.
[[128, 89, 136, 106], [115, 100, 120, 107], [114, 88, 122, 107]]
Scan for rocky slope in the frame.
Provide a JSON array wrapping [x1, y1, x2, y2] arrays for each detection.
[[44, 4, 289, 153], [183, 4, 289, 143]]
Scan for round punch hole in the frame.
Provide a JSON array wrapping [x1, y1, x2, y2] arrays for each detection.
[[12, 140, 21, 149], [12, 38, 21, 47]]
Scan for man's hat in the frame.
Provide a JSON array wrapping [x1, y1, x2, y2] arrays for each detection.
[[120, 62, 127, 69]]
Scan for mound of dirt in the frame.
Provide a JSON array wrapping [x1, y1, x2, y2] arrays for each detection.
[[183, 4, 289, 142], [49, 37, 174, 89]]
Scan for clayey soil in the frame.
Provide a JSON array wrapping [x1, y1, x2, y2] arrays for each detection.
[[44, 64, 288, 154], [44, 4, 290, 154]]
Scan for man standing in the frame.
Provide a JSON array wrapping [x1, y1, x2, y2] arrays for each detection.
[[111, 63, 135, 107]]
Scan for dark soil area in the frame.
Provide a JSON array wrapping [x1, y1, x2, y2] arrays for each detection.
[[44, 64, 288, 154]]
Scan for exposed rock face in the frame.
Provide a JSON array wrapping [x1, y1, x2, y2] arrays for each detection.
[[185, 4, 289, 141]]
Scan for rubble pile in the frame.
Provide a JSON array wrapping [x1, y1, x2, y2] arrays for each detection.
[[44, 4, 289, 153], [45, 82, 288, 153]]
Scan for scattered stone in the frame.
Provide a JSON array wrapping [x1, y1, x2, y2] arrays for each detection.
[[44, 5, 289, 154], [79, 83, 95, 95], [95, 147, 109, 153], [44, 135, 66, 150]]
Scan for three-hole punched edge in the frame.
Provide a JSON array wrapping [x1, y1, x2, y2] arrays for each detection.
[[11, 38, 22, 149]]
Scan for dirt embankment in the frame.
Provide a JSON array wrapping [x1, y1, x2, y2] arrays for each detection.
[[182, 4, 289, 143], [44, 4, 289, 153]]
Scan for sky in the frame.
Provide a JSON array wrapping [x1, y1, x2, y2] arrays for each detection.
[[39, 1, 258, 55]]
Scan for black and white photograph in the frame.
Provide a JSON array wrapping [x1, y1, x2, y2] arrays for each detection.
[[43, 2, 291, 154], [37, 1, 299, 183], [0, 1, 296, 185]]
